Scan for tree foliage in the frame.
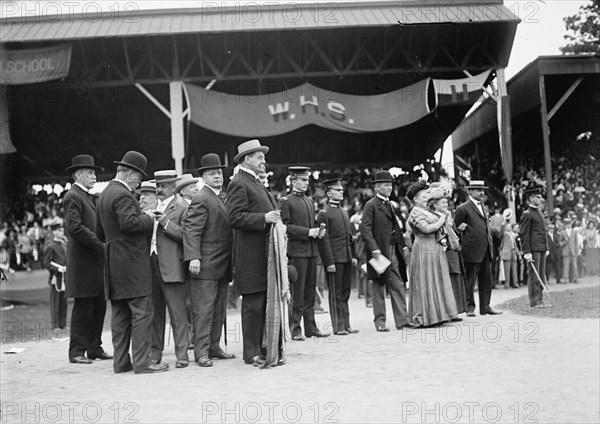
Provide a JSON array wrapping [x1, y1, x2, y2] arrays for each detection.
[[560, 0, 600, 55]]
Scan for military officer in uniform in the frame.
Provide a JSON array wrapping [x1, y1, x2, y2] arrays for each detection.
[[519, 186, 550, 307], [317, 177, 359, 336], [278, 166, 329, 340]]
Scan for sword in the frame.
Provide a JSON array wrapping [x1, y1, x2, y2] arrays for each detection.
[[526, 257, 554, 305]]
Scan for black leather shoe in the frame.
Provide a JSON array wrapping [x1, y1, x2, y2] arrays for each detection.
[[376, 326, 390, 332], [88, 352, 113, 360], [346, 328, 359, 334], [176, 359, 189, 368], [70, 356, 93, 364], [466, 311, 476, 317], [196, 356, 213, 367], [451, 317, 463, 322], [209, 350, 236, 360], [334, 330, 349, 336], [244, 355, 265, 366], [276, 357, 286, 366], [292, 334, 305, 341], [136, 363, 169, 374], [307, 330, 330, 338], [482, 308, 503, 315]]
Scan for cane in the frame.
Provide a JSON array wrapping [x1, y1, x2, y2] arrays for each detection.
[[526, 257, 555, 306]]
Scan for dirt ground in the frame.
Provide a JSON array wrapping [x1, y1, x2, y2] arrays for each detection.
[[1, 277, 599, 424]]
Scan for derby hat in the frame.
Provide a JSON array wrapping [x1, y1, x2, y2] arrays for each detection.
[[372, 170, 393, 184], [466, 180, 489, 189], [114, 151, 149, 177], [150, 170, 182, 184], [175, 174, 199, 193], [198, 153, 226, 173], [139, 181, 156, 194], [233, 139, 269, 163], [65, 154, 104, 174]]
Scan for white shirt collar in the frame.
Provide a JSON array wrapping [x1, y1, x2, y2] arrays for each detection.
[[114, 178, 132, 192], [376, 194, 389, 202], [183, 197, 192, 205], [159, 195, 175, 209], [469, 196, 481, 206], [206, 185, 221, 196], [239, 166, 258, 179], [74, 182, 89, 193]]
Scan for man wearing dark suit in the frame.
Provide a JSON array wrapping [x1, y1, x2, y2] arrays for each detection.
[[454, 180, 502, 316], [519, 187, 549, 307], [147, 170, 190, 368], [183, 154, 235, 368], [560, 217, 579, 283], [360, 170, 410, 332], [226, 139, 281, 366], [545, 222, 562, 284], [96, 151, 169, 374], [63, 155, 112, 365], [317, 177, 358, 336], [279, 166, 329, 340]]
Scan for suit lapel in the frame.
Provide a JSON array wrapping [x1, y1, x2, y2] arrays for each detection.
[[203, 186, 227, 215], [377, 197, 393, 219], [468, 199, 485, 220]]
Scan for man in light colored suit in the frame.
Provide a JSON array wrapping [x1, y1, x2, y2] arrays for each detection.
[[148, 170, 190, 368], [183, 154, 234, 367], [499, 224, 518, 288], [560, 217, 579, 283]]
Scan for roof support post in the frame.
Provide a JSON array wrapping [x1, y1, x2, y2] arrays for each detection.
[[539, 73, 554, 212], [170, 81, 185, 175], [496, 68, 515, 222]]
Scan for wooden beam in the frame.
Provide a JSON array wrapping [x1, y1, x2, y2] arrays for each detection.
[[548, 76, 584, 121], [539, 74, 554, 211]]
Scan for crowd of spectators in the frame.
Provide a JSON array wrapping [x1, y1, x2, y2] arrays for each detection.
[[2, 152, 598, 276]]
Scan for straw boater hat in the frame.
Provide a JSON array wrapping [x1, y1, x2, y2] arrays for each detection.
[[114, 151, 149, 178], [466, 180, 489, 189], [65, 154, 104, 174], [149, 170, 182, 184], [139, 181, 156, 194], [175, 174, 199, 193], [197, 153, 226, 173], [233, 139, 269, 163]]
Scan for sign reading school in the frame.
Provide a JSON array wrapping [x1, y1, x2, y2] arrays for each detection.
[[1, 45, 72, 85]]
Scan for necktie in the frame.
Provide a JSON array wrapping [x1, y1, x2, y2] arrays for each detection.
[[218, 192, 226, 203]]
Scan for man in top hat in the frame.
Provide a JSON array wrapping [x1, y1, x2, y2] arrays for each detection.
[[518, 187, 550, 307], [147, 170, 190, 368], [317, 177, 359, 335], [360, 170, 410, 332], [183, 153, 234, 367], [226, 139, 281, 366], [138, 181, 157, 212], [63, 154, 112, 364], [454, 180, 503, 316], [278, 166, 328, 340], [96, 151, 169, 374], [176, 174, 200, 205], [559, 217, 579, 283]]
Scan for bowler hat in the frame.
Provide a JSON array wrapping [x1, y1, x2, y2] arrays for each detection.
[[175, 174, 199, 193], [198, 153, 226, 173], [372, 170, 393, 184], [466, 180, 489, 189], [65, 154, 104, 174], [150, 170, 182, 184], [114, 151, 149, 177], [233, 139, 269, 163]]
